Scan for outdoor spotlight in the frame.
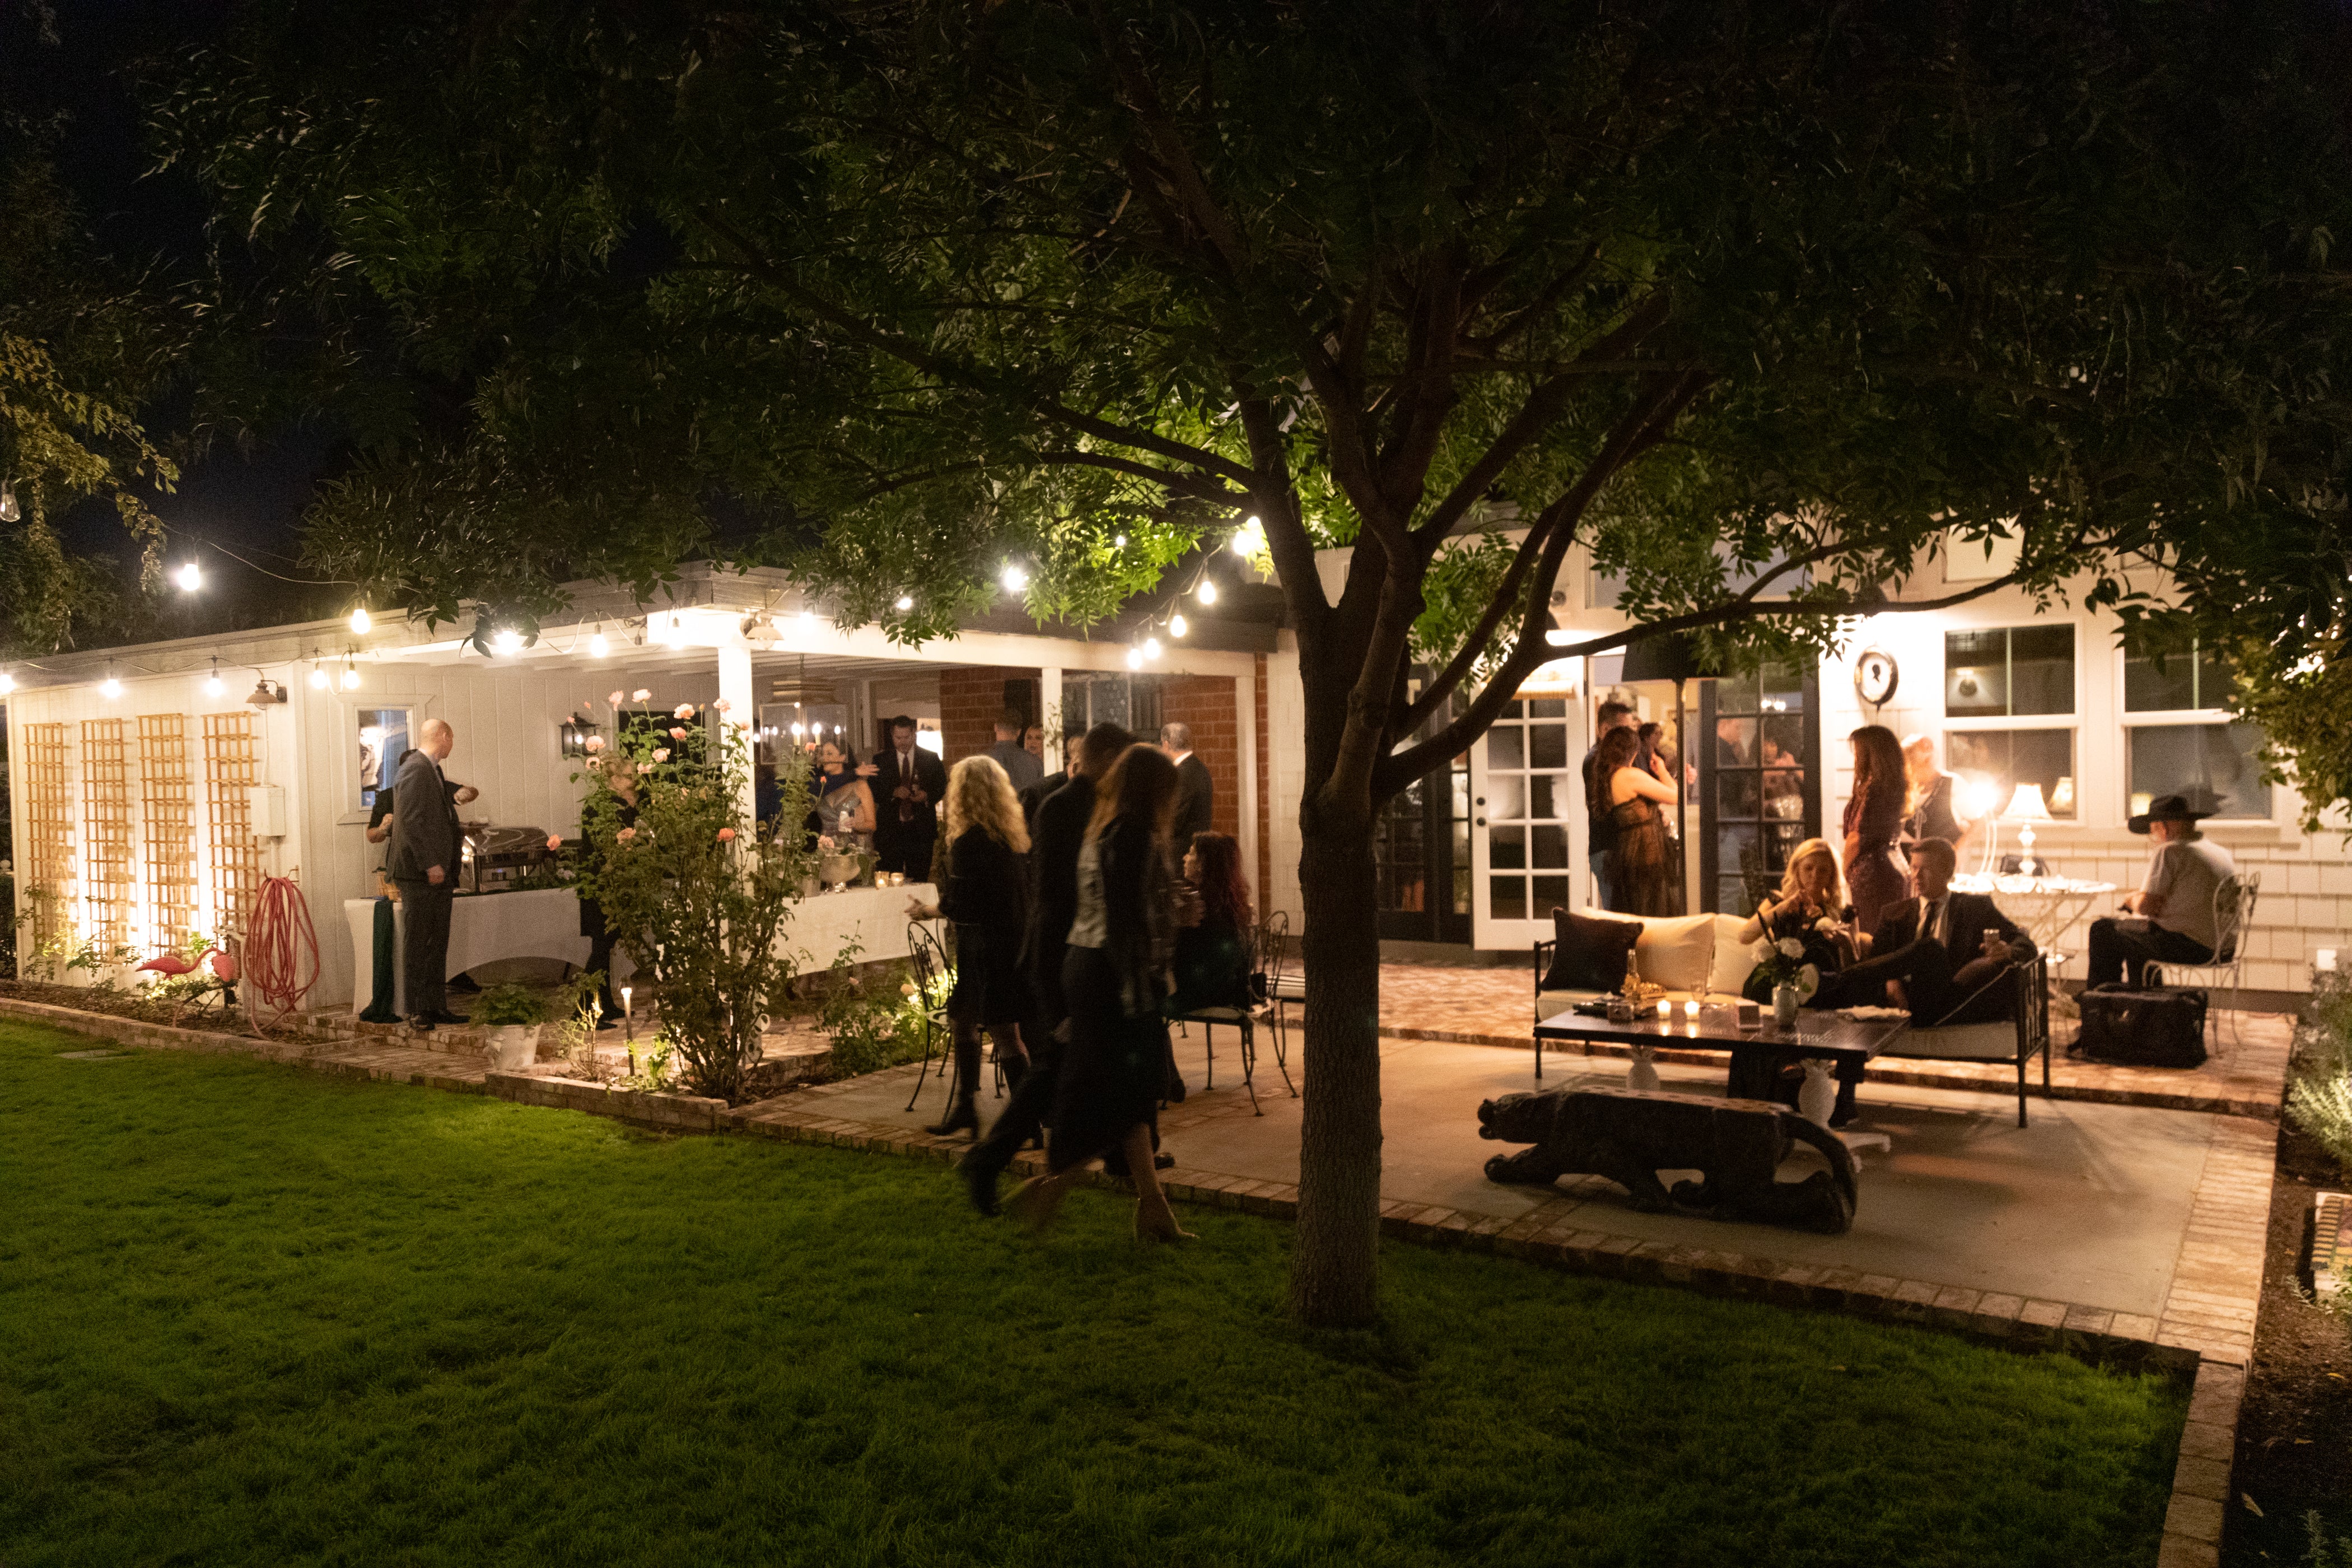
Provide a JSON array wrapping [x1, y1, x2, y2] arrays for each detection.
[[1000, 562, 1029, 592], [174, 561, 203, 592], [101, 674, 122, 698], [1170, 613, 1188, 638], [894, 595, 914, 612], [588, 630, 610, 659], [0, 671, 13, 695], [349, 605, 372, 634], [1197, 577, 1219, 605], [493, 628, 524, 655]]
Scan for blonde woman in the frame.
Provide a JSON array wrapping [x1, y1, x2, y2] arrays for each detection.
[[1736, 837, 1868, 1121], [907, 755, 1033, 1137]]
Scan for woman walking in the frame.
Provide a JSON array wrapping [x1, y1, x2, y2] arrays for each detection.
[[1007, 745, 1195, 1242], [1843, 724, 1909, 935], [1589, 725, 1678, 916], [912, 755, 1033, 1138]]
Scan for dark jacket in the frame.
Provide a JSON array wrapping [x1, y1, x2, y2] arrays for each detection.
[[1174, 752, 1214, 843], [1020, 768, 1068, 828], [872, 745, 948, 836], [1170, 911, 1252, 1014], [938, 825, 1030, 1022], [1024, 773, 1095, 1024], [1868, 892, 2034, 968], [387, 748, 461, 883]]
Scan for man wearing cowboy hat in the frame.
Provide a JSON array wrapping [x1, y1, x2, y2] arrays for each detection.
[[2087, 793, 2236, 989]]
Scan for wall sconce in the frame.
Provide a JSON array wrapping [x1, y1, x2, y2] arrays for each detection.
[[560, 715, 601, 759]]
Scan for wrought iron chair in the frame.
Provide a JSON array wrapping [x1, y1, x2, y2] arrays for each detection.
[[1252, 909, 1301, 1096], [900, 920, 960, 1113], [2161, 871, 2261, 1046]]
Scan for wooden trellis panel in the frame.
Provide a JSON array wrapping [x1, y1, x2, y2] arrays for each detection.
[[79, 720, 134, 950], [21, 722, 73, 950], [202, 712, 262, 939], [138, 714, 198, 951]]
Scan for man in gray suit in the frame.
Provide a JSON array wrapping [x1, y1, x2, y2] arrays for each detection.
[[388, 718, 466, 1027], [1161, 721, 1214, 843]]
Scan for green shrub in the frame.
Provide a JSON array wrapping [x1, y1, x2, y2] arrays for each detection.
[[817, 956, 945, 1079], [474, 983, 553, 1028], [2308, 1511, 2352, 1568], [2288, 970, 2352, 1175]]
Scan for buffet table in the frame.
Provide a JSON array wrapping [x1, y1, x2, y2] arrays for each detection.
[[345, 882, 938, 1016]]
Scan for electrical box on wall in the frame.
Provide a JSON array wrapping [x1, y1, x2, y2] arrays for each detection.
[[249, 783, 288, 838]]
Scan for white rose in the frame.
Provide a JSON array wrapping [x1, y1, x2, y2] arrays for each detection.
[[1777, 937, 1804, 958]]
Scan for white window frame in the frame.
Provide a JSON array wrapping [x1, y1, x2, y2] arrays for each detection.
[[1939, 622, 2080, 820], [2114, 645, 2275, 825], [338, 697, 425, 826]]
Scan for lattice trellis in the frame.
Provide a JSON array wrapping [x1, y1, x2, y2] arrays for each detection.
[[79, 719, 134, 950], [21, 722, 74, 950], [138, 714, 198, 951], [201, 712, 262, 939]]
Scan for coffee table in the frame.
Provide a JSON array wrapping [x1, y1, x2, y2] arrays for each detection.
[[1533, 1005, 1910, 1099]]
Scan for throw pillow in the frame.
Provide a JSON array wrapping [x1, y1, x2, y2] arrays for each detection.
[[1627, 912, 1717, 993], [1539, 909, 1643, 992], [1707, 914, 1763, 996]]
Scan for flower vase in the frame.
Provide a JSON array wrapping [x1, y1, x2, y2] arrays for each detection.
[[1627, 1042, 1661, 1093], [1772, 983, 1801, 1028], [1798, 1058, 1838, 1128]]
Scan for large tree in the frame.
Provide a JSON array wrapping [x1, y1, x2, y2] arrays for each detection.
[[162, 0, 2352, 1323]]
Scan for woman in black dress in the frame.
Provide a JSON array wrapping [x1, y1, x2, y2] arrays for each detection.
[[912, 755, 1032, 1138], [1169, 830, 1253, 1015], [1007, 744, 1194, 1242], [1735, 836, 1869, 1119], [1589, 725, 1678, 916], [1842, 724, 1908, 936]]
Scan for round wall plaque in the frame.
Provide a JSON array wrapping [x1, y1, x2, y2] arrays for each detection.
[[1854, 647, 1900, 706]]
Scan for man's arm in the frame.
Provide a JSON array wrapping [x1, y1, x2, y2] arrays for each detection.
[[1981, 898, 2036, 961], [2124, 846, 2171, 918]]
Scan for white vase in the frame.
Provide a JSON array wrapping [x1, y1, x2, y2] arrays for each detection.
[[1798, 1057, 1838, 1128], [1627, 1042, 1662, 1093], [1772, 984, 1801, 1028], [486, 1024, 540, 1071]]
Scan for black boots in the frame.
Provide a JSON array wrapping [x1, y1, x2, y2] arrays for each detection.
[[926, 1029, 982, 1139]]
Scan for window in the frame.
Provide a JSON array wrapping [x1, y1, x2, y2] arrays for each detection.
[[1944, 626, 2074, 717], [1945, 730, 2078, 820], [2122, 639, 2270, 819], [355, 707, 413, 812], [1701, 660, 1817, 916]]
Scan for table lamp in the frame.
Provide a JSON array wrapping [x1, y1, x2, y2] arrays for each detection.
[[2003, 783, 2052, 877]]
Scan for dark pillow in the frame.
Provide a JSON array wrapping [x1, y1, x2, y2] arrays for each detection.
[[1540, 909, 1643, 992]]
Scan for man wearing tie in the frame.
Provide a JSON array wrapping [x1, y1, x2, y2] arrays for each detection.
[[1842, 837, 2034, 1024], [387, 718, 468, 1028], [871, 714, 949, 879]]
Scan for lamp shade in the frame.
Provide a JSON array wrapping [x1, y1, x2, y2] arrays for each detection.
[[1619, 631, 1715, 684], [2002, 783, 2052, 822]]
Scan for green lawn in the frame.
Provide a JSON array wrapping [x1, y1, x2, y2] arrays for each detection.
[[1, 1020, 2183, 1567]]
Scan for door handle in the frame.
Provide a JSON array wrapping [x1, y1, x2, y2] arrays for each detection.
[[1474, 817, 1486, 828]]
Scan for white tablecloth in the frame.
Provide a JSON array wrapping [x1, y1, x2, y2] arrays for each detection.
[[345, 882, 939, 1015]]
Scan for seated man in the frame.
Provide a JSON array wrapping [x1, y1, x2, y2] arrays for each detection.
[[2088, 793, 2234, 989], [1840, 837, 2034, 1024]]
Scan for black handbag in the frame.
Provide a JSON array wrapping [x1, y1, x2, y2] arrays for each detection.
[[2074, 985, 2209, 1069]]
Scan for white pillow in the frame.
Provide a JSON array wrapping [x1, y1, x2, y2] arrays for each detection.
[[1708, 914, 1763, 996], [1585, 908, 1717, 993]]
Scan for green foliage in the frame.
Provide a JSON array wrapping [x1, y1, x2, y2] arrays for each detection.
[[815, 955, 945, 1081], [576, 695, 820, 1102], [2287, 970, 2352, 1177], [471, 983, 551, 1029], [2308, 1511, 2352, 1568]]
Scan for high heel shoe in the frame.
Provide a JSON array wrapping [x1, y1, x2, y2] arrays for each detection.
[[926, 1098, 979, 1139]]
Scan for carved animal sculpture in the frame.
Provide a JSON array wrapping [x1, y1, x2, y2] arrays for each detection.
[[1478, 1085, 1856, 1234]]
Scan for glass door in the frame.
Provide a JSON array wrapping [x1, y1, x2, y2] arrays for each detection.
[[1374, 679, 1472, 943], [1698, 660, 1821, 915], [1471, 694, 1584, 950]]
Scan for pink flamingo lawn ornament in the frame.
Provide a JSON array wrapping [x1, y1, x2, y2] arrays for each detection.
[[135, 945, 235, 1023]]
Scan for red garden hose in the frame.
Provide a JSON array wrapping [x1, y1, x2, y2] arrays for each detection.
[[242, 874, 321, 1033]]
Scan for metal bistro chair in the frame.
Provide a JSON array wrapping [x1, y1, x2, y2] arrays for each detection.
[[1252, 909, 1302, 1096], [900, 920, 961, 1113], [2161, 871, 2261, 1047]]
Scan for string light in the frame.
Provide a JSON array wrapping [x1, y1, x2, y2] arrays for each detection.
[[1114, 534, 1127, 548], [1142, 636, 1163, 660], [1197, 577, 1219, 605], [342, 658, 361, 690], [309, 660, 329, 689], [174, 561, 203, 592], [349, 605, 372, 634], [587, 627, 610, 658], [1126, 647, 1144, 670], [999, 562, 1029, 592], [101, 670, 122, 699], [893, 595, 914, 612], [1170, 612, 1189, 638], [0, 671, 14, 695], [1230, 515, 1263, 556], [204, 659, 223, 699]]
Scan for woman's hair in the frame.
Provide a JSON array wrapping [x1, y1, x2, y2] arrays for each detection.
[[1586, 724, 1642, 802], [1849, 724, 1907, 814], [1188, 832, 1252, 928], [818, 738, 845, 764], [1087, 743, 1181, 842], [1775, 837, 1848, 908], [943, 754, 1029, 853]]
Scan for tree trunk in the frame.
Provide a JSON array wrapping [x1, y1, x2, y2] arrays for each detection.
[[1288, 807, 1385, 1328]]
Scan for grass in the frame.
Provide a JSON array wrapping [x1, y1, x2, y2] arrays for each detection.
[[0, 1019, 2185, 1567]]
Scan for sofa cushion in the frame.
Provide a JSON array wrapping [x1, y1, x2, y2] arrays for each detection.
[[1539, 909, 1642, 993], [1708, 914, 1765, 996]]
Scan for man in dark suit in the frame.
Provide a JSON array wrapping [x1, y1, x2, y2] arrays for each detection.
[[961, 721, 1132, 1214], [1161, 720, 1214, 843], [1844, 837, 2035, 1025], [387, 718, 467, 1028], [1019, 726, 1085, 828], [871, 715, 949, 879]]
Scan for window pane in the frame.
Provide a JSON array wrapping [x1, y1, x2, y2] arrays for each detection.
[[1528, 774, 1558, 820], [1717, 771, 1760, 819], [2009, 626, 2075, 715], [1945, 729, 2077, 820], [1716, 677, 1760, 716], [1488, 726, 1524, 770], [1712, 717, 1757, 766], [2129, 723, 2271, 820], [1763, 764, 1807, 820], [2199, 647, 2238, 708], [1528, 698, 1567, 720], [1719, 876, 1758, 918], [1502, 699, 1523, 720], [1529, 724, 1569, 770], [1490, 876, 1527, 921], [1489, 776, 1524, 820], [1760, 661, 1805, 715], [1532, 876, 1571, 916], [1491, 826, 1526, 870], [1532, 824, 1569, 868], [2124, 652, 2199, 713], [1944, 632, 2009, 716], [1760, 713, 1805, 767]]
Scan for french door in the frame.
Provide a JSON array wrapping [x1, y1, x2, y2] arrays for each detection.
[[1470, 694, 1586, 951], [1697, 661, 1822, 916], [1373, 676, 1472, 942]]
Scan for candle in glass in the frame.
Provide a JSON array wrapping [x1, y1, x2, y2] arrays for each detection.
[[1682, 1000, 1699, 1019], [1655, 1000, 1671, 1020]]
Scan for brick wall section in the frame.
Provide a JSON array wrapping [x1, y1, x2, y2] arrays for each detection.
[[937, 666, 1039, 763], [1255, 654, 1273, 908], [1160, 675, 1242, 844]]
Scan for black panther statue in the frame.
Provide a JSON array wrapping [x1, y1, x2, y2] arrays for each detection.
[[1478, 1085, 1856, 1234]]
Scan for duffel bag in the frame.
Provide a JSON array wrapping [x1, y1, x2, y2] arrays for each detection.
[[2075, 985, 2208, 1069]]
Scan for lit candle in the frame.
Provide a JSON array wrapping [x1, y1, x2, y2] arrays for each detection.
[[1682, 1000, 1699, 1019], [1655, 1000, 1671, 1020], [2321, 949, 2339, 973]]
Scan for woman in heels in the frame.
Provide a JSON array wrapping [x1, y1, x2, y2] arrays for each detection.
[[1007, 744, 1195, 1242], [911, 755, 1032, 1138]]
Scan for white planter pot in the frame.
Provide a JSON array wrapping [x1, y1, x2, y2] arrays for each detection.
[[486, 1024, 542, 1070]]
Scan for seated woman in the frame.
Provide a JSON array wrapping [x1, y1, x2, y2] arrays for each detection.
[[801, 738, 877, 847], [1169, 831, 1253, 1015], [1735, 837, 1868, 1122], [1589, 726, 1679, 916]]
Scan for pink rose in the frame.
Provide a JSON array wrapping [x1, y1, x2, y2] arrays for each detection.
[[716, 828, 736, 843], [545, 834, 563, 852], [674, 703, 696, 720], [607, 690, 624, 707], [631, 688, 651, 702], [652, 748, 670, 763], [584, 735, 605, 753], [669, 726, 688, 740], [713, 697, 732, 714], [616, 827, 638, 843]]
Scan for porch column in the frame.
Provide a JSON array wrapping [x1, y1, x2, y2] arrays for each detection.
[[717, 641, 757, 828], [1040, 666, 1063, 772]]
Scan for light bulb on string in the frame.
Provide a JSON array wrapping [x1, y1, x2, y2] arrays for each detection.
[[1230, 516, 1262, 556], [893, 595, 914, 612], [1126, 647, 1144, 670], [309, 661, 329, 689], [0, 481, 17, 523], [204, 659, 223, 699], [999, 562, 1029, 592], [1170, 612, 1189, 638], [0, 671, 13, 695], [342, 659, 360, 690], [174, 561, 203, 592], [101, 671, 122, 699], [349, 605, 372, 634], [1113, 534, 1127, 548], [1142, 636, 1163, 660], [588, 628, 610, 659], [1197, 577, 1219, 605]]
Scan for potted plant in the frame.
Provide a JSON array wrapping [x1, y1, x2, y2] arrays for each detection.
[[474, 983, 551, 1070], [1748, 939, 1820, 1028]]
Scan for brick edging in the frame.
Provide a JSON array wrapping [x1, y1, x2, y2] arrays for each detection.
[[2158, 1359, 2245, 1567], [0, 995, 490, 1093]]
